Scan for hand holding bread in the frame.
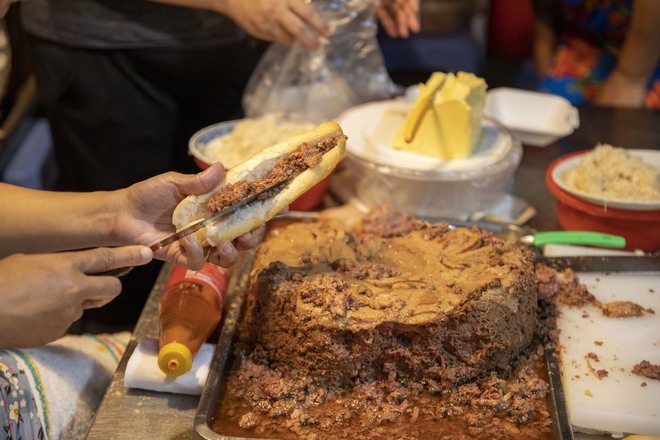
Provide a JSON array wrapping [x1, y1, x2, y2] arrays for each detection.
[[173, 121, 347, 248]]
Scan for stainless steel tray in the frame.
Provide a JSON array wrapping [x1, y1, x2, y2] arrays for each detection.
[[194, 251, 574, 440], [195, 251, 255, 440]]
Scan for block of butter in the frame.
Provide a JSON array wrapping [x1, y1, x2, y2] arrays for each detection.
[[393, 71, 487, 160]]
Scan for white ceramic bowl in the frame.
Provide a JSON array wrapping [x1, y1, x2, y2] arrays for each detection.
[[335, 100, 522, 219], [189, 117, 316, 170], [551, 149, 660, 211]]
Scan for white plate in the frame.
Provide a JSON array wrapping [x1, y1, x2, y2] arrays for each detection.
[[551, 149, 660, 211], [335, 99, 512, 174]]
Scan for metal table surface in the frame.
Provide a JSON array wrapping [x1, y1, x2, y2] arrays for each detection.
[[86, 105, 659, 440]]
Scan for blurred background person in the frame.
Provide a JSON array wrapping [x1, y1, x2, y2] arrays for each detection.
[[18, 0, 330, 329], [533, 0, 660, 108]]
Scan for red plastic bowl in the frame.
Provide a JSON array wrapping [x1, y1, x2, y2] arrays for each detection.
[[546, 151, 660, 252], [193, 156, 211, 171]]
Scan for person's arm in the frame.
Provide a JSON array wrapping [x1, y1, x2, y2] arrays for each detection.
[[596, 0, 660, 108], [151, 0, 330, 50], [0, 163, 260, 267], [0, 164, 269, 349], [0, 183, 117, 256], [532, 0, 560, 81]]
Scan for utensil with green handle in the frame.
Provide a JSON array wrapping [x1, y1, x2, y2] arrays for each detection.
[[285, 213, 628, 249], [519, 231, 626, 248]]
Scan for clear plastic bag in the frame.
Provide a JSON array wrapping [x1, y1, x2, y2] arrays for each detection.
[[242, 0, 401, 123]]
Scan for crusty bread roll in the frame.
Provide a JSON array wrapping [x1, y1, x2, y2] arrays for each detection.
[[173, 121, 346, 246]]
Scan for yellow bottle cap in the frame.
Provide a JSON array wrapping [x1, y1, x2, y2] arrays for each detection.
[[158, 342, 193, 377]]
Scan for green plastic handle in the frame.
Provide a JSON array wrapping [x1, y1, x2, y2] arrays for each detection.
[[533, 231, 627, 248]]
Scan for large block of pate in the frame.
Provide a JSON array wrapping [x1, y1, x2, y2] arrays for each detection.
[[242, 205, 537, 389]]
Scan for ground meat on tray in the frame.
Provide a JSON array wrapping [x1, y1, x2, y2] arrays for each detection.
[[212, 208, 556, 440], [535, 264, 599, 307]]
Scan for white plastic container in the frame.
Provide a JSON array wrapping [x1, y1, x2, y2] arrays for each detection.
[[484, 87, 579, 147]]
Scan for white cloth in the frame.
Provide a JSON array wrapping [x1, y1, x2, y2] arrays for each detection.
[[124, 338, 214, 395]]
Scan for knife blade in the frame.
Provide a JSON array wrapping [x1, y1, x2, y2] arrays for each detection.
[[536, 255, 660, 273], [149, 177, 291, 252]]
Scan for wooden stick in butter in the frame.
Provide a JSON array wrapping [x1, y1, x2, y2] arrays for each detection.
[[393, 72, 487, 160]]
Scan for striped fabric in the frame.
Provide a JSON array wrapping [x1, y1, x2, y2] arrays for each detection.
[[1, 332, 130, 440]]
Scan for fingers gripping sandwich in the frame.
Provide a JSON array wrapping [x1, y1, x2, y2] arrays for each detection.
[[173, 122, 347, 246]]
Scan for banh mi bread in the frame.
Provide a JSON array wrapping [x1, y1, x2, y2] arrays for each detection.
[[173, 121, 346, 247]]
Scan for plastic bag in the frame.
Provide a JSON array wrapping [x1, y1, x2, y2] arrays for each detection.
[[242, 0, 401, 123]]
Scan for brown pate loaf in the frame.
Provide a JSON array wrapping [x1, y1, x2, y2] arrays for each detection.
[[242, 205, 537, 389]]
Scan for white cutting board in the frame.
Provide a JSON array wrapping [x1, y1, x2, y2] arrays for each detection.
[[557, 271, 660, 436]]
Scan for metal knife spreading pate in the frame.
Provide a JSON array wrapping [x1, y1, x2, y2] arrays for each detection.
[[149, 177, 291, 252]]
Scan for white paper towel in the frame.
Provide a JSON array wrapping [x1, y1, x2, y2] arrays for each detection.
[[124, 338, 214, 395]]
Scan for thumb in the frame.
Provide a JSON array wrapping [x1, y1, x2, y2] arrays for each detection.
[[78, 246, 153, 275], [182, 162, 226, 196]]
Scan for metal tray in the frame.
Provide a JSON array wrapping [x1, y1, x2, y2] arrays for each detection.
[[195, 251, 255, 440], [194, 251, 575, 440]]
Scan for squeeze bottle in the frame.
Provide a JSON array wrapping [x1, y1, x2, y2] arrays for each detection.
[[157, 262, 228, 377]]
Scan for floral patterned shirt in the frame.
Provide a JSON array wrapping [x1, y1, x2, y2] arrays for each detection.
[[1, 350, 48, 440], [539, 0, 660, 108]]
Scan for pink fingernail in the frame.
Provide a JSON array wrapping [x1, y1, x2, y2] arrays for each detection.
[[141, 247, 153, 259]]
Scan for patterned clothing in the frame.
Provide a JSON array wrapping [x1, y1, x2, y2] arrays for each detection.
[[0, 351, 48, 439], [0, 333, 129, 440], [539, 0, 660, 108]]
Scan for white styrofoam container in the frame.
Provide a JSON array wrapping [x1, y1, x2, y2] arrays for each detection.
[[484, 87, 580, 147]]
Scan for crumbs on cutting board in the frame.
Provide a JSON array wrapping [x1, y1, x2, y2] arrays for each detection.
[[632, 360, 660, 381], [601, 301, 655, 318], [585, 352, 609, 380]]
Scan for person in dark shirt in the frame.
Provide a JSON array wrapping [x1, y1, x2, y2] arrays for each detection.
[[19, 0, 419, 326]]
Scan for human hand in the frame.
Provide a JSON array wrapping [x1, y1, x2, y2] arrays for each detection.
[[111, 163, 264, 269], [220, 0, 330, 50], [0, 0, 19, 18], [595, 70, 647, 108], [377, 0, 420, 39], [0, 246, 152, 349]]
